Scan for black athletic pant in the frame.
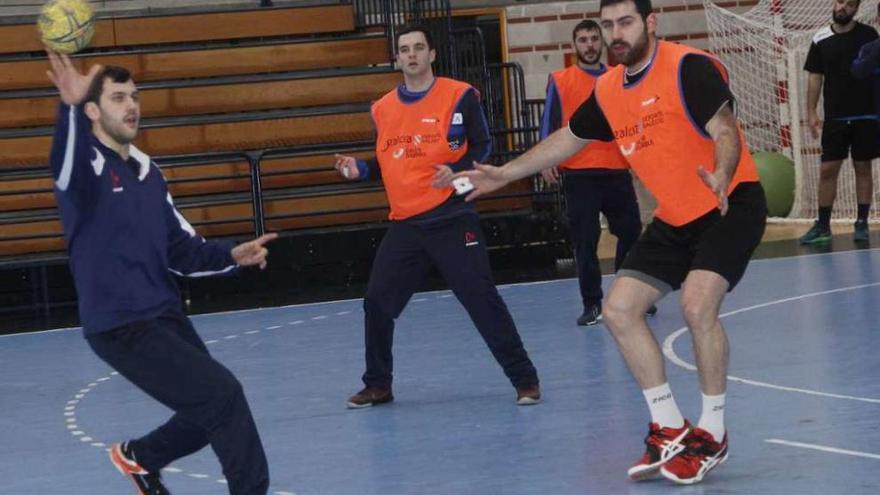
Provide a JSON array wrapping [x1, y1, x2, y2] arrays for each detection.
[[361, 213, 539, 389], [87, 310, 269, 495], [563, 171, 642, 307]]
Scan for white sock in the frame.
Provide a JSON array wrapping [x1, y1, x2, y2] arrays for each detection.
[[642, 383, 685, 428], [697, 393, 726, 441]]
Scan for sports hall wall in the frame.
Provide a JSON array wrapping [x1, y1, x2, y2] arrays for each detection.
[[502, 0, 760, 99]]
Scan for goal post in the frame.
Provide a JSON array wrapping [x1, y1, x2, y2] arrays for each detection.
[[704, 0, 880, 222]]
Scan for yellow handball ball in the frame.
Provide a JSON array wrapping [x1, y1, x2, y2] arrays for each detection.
[[37, 0, 96, 54]]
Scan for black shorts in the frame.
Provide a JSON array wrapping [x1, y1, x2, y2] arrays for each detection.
[[821, 118, 880, 162], [619, 182, 767, 293]]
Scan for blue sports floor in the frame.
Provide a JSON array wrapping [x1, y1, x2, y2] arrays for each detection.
[[1, 249, 879, 494]]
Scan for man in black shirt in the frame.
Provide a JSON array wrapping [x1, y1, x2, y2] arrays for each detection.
[[801, 0, 879, 244]]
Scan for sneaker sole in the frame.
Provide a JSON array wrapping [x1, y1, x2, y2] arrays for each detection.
[[627, 426, 691, 481], [660, 452, 728, 485], [577, 316, 602, 326], [800, 236, 831, 245], [516, 396, 542, 406], [627, 465, 661, 481]]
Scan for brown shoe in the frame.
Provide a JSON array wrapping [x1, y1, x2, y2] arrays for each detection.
[[515, 384, 542, 405], [346, 386, 393, 409]]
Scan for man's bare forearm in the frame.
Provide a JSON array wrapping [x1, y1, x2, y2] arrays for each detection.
[[707, 106, 741, 181], [806, 73, 823, 115], [500, 127, 589, 181]]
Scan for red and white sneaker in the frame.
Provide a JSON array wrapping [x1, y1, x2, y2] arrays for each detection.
[[627, 419, 692, 481], [109, 442, 171, 494], [660, 427, 728, 484]]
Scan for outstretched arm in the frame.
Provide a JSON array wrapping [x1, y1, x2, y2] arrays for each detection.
[[455, 127, 588, 201], [46, 51, 103, 201], [455, 89, 613, 201], [163, 187, 278, 275]]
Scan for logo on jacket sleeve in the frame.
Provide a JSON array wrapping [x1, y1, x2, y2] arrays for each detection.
[[452, 112, 464, 125]]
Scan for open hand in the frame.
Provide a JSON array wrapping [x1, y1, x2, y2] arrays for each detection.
[[432, 164, 454, 188], [540, 166, 560, 185], [453, 161, 510, 202], [46, 50, 102, 106], [697, 166, 729, 216]]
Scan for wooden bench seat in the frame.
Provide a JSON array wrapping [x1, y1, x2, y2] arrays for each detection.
[[0, 4, 355, 55], [0, 70, 399, 128], [0, 110, 375, 167], [111, 4, 354, 46], [0, 36, 390, 92]]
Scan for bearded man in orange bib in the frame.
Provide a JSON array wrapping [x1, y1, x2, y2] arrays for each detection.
[[334, 24, 540, 410], [541, 19, 650, 326], [455, 0, 766, 485]]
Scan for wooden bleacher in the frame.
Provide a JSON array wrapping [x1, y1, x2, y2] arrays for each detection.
[[0, 36, 391, 91], [0, 66, 399, 128], [0, 4, 354, 54], [0, 3, 533, 262]]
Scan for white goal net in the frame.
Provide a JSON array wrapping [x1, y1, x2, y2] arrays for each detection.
[[704, 0, 880, 221]]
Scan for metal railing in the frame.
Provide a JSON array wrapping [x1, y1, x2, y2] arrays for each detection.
[[486, 63, 536, 163]]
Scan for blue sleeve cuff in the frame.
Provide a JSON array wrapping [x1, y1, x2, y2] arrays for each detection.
[[356, 159, 370, 181]]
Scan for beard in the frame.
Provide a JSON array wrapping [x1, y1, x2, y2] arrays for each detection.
[[612, 28, 650, 67], [577, 49, 601, 65], [833, 7, 855, 25], [102, 118, 138, 145]]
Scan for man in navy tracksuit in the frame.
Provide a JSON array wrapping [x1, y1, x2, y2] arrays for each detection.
[[46, 52, 275, 495], [334, 25, 540, 408]]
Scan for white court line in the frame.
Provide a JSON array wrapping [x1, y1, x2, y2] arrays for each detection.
[[765, 439, 880, 460], [662, 282, 880, 404]]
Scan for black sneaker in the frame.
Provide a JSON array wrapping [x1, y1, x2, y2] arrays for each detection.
[[109, 442, 171, 495], [799, 221, 832, 244], [646, 305, 658, 317], [854, 219, 869, 242], [577, 304, 602, 326]]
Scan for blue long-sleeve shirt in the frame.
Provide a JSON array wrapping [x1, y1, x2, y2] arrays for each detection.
[[50, 104, 238, 335], [852, 37, 880, 116], [355, 82, 492, 223]]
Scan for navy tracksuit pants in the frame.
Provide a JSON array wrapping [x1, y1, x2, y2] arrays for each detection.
[[563, 171, 642, 307], [361, 213, 539, 389], [86, 310, 269, 495]]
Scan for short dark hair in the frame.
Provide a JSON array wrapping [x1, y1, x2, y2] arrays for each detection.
[[84, 65, 132, 106], [599, 0, 653, 21], [572, 19, 601, 40], [395, 23, 434, 51]]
